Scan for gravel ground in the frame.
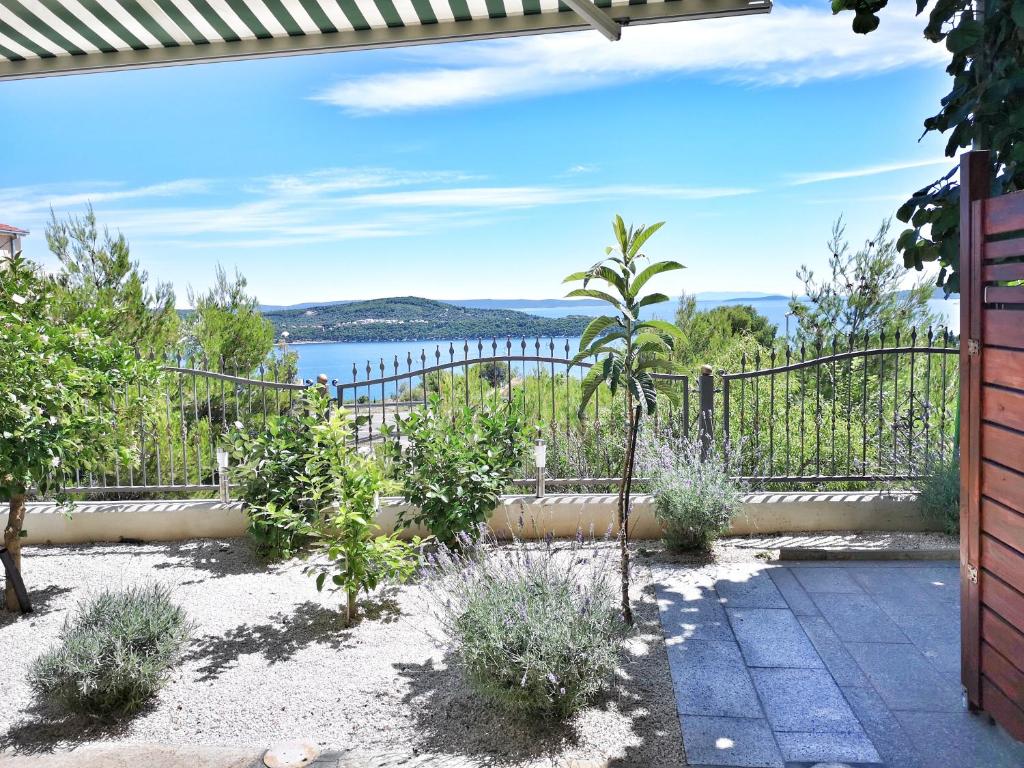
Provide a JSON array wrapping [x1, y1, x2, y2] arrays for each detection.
[[0, 538, 690, 767]]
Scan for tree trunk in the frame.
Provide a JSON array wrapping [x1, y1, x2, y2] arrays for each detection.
[[346, 588, 358, 626], [617, 403, 642, 627], [4, 493, 26, 613]]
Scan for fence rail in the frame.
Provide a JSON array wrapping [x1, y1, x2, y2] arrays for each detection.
[[61, 328, 959, 497]]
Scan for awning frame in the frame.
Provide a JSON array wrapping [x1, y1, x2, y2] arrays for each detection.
[[0, 0, 770, 81]]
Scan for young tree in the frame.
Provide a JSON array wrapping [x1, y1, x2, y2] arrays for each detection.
[[789, 218, 939, 345], [565, 216, 684, 625], [186, 265, 274, 374], [1, 253, 154, 611], [47, 206, 179, 356], [832, 1, 1024, 293]]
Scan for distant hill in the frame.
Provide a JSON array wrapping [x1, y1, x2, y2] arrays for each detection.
[[265, 296, 592, 343]]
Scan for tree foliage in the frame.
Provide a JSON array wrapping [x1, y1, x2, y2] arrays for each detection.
[[1, 252, 154, 609], [673, 294, 776, 370], [832, 0, 1024, 292], [565, 215, 684, 625], [47, 206, 179, 356], [186, 264, 274, 374], [788, 218, 939, 345]]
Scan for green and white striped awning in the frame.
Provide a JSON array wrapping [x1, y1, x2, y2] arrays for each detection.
[[0, 0, 769, 79]]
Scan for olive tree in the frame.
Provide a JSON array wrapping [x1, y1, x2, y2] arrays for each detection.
[[1, 252, 153, 611], [564, 216, 683, 625]]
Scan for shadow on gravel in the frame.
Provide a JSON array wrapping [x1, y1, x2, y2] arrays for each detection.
[[185, 592, 402, 682], [395, 587, 683, 768], [150, 539, 270, 580], [0, 585, 73, 628], [0, 701, 141, 755]]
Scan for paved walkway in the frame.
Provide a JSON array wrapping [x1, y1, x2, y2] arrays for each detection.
[[656, 560, 1024, 768]]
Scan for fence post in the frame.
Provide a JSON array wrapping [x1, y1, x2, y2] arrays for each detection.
[[698, 364, 714, 462], [316, 373, 329, 418]]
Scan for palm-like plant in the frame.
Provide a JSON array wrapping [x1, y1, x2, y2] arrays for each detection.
[[564, 215, 684, 625]]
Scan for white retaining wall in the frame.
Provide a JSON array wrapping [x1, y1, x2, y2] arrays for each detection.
[[19, 491, 933, 546]]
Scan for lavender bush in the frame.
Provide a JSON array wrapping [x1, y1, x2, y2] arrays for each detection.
[[640, 432, 742, 551], [420, 527, 624, 717]]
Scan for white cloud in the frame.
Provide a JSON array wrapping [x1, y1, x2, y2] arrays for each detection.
[[313, 6, 945, 114], [788, 157, 955, 186], [4, 169, 750, 251]]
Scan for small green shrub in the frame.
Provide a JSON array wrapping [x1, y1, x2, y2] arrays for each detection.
[[230, 390, 419, 620], [642, 433, 742, 551], [421, 529, 624, 717], [383, 398, 528, 543], [919, 456, 959, 534], [29, 584, 191, 717]]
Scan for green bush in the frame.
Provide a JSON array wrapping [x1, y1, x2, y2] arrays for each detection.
[[421, 529, 624, 717], [29, 584, 191, 717], [642, 433, 742, 551], [230, 390, 419, 620], [919, 456, 960, 534], [383, 398, 528, 543]]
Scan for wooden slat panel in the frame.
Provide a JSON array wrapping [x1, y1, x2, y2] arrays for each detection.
[[985, 190, 1024, 236], [982, 642, 1024, 708], [982, 677, 1024, 743], [985, 310, 1024, 350], [982, 534, 1024, 596], [982, 497, 1024, 555], [982, 348, 1024, 391], [986, 285, 1024, 305], [983, 386, 1024, 434], [981, 569, 1024, 634], [984, 237, 1024, 261], [983, 261, 1024, 282], [981, 422, 1024, 475], [982, 460, 1024, 515], [982, 608, 1024, 678]]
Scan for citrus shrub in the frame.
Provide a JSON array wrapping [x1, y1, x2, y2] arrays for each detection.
[[421, 528, 624, 717], [229, 389, 420, 622], [29, 584, 192, 717], [382, 398, 527, 543]]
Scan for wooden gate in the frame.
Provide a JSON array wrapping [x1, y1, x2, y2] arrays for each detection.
[[961, 150, 1024, 741]]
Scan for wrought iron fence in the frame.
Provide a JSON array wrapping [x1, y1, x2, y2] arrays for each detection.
[[61, 328, 959, 497]]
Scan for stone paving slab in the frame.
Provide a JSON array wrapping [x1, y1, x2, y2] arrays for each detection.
[[895, 711, 1024, 768], [840, 684, 925, 768], [749, 668, 863, 734], [773, 730, 880, 764], [679, 716, 783, 768], [789, 566, 864, 594], [764, 567, 818, 617], [727, 609, 823, 669], [657, 560, 1024, 768], [845, 641, 963, 712], [796, 615, 871, 688], [668, 640, 764, 718], [811, 591, 911, 644], [712, 569, 788, 609]]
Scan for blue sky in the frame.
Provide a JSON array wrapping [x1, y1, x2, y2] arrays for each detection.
[[1, 1, 955, 306]]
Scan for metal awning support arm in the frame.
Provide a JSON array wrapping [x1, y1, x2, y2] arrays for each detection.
[[560, 0, 622, 41]]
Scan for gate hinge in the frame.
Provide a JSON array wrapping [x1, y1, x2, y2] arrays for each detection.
[[967, 563, 979, 584], [967, 338, 981, 356]]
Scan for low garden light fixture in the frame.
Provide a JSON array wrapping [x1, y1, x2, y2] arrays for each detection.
[[534, 437, 547, 498], [216, 448, 230, 503]]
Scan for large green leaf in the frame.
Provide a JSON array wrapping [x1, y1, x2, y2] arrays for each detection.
[[576, 363, 607, 418], [565, 288, 625, 313], [626, 222, 666, 260], [635, 292, 670, 311], [634, 319, 685, 341], [630, 260, 684, 298], [578, 315, 619, 351]]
